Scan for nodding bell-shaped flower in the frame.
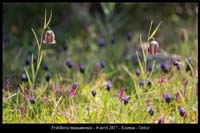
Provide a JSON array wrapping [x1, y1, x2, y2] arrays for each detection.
[[43, 28, 56, 45], [147, 40, 160, 54]]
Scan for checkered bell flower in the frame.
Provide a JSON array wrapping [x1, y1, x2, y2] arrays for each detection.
[[43, 28, 56, 45]]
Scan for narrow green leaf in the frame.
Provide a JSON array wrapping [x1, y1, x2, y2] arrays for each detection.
[[36, 82, 48, 101], [24, 67, 32, 86], [98, 94, 107, 123], [46, 9, 52, 27], [140, 34, 146, 63], [122, 65, 133, 78], [31, 28, 40, 49], [148, 21, 162, 41], [44, 8, 47, 29], [52, 96, 62, 117], [79, 102, 83, 123], [148, 60, 156, 79], [36, 52, 43, 72], [147, 20, 153, 41], [31, 54, 35, 82], [136, 51, 144, 79]]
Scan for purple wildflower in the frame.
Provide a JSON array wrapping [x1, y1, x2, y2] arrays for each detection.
[[117, 88, 125, 101], [100, 60, 106, 68], [158, 117, 165, 124], [146, 98, 151, 106], [164, 93, 171, 103], [147, 79, 152, 87], [25, 56, 31, 65], [127, 32, 132, 41], [139, 80, 145, 87], [158, 75, 165, 84], [58, 82, 63, 96], [179, 107, 187, 118], [79, 63, 85, 73], [43, 63, 48, 71], [148, 106, 154, 116], [175, 92, 181, 101], [69, 82, 78, 97], [21, 73, 28, 82], [106, 81, 112, 91], [45, 73, 51, 82], [91, 89, 96, 97], [66, 58, 73, 68], [5, 79, 10, 91], [122, 96, 129, 105], [20, 106, 25, 115], [161, 63, 170, 73], [98, 38, 105, 47], [29, 96, 35, 104], [136, 67, 140, 76]]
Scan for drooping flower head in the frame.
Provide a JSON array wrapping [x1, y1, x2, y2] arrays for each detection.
[[43, 28, 56, 45], [69, 82, 78, 97]]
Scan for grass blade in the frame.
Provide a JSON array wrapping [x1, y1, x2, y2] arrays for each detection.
[[31, 28, 40, 49], [24, 67, 32, 86], [148, 21, 162, 41]]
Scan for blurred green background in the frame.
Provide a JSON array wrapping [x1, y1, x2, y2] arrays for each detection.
[[3, 3, 198, 87]]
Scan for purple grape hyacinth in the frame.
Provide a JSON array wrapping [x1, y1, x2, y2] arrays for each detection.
[[21, 73, 28, 82], [100, 60, 106, 68], [79, 63, 85, 73], [127, 32, 132, 41], [91, 89, 96, 97], [25, 57, 31, 65], [66, 58, 73, 68], [98, 38, 105, 47], [161, 63, 170, 73], [149, 106, 154, 116], [179, 107, 186, 117], [136, 67, 140, 76], [106, 81, 112, 91], [43, 63, 48, 71], [164, 93, 171, 103], [46, 73, 51, 82], [122, 96, 129, 105]]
